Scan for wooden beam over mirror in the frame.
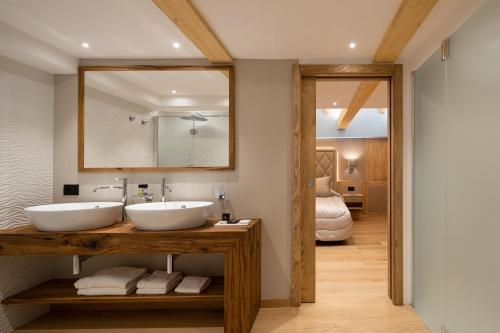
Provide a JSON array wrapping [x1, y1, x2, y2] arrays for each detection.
[[153, 0, 233, 63], [338, 0, 438, 129]]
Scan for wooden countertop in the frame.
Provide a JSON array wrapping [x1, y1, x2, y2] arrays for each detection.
[[0, 219, 260, 256]]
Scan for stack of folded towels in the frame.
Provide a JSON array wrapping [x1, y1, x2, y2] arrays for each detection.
[[74, 266, 213, 296], [74, 266, 147, 296], [175, 276, 211, 294], [136, 271, 183, 295]]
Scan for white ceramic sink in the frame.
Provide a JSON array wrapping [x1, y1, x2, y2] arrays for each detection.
[[25, 202, 123, 232], [126, 201, 214, 231]]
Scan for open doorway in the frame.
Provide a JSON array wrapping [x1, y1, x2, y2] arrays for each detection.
[[314, 78, 390, 306], [291, 64, 403, 306]]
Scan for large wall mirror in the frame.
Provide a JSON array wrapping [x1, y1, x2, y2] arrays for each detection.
[[78, 66, 234, 172]]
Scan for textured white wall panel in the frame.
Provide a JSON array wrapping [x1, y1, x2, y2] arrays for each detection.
[[0, 56, 57, 332]]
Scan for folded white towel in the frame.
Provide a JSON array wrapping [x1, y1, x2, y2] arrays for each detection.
[[174, 276, 211, 294], [137, 271, 182, 290], [136, 288, 170, 295], [74, 266, 147, 290], [77, 286, 135, 296]]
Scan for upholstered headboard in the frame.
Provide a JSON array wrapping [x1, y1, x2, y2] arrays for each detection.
[[315, 149, 336, 189]]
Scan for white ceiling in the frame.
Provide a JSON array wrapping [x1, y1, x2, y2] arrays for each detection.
[[0, 0, 405, 62], [111, 70, 228, 96], [0, 0, 203, 59], [193, 0, 401, 60], [85, 70, 228, 110], [316, 80, 388, 109], [0, 0, 455, 71]]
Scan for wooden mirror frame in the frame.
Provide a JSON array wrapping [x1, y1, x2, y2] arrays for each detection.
[[78, 65, 235, 172]]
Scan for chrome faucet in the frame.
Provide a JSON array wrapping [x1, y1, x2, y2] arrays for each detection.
[[161, 177, 172, 202], [93, 177, 128, 221]]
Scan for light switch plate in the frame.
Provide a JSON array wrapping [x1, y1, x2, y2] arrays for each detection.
[[63, 184, 79, 196]]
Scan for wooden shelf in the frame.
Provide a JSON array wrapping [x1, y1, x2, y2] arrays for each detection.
[[15, 308, 224, 331], [3, 277, 224, 306]]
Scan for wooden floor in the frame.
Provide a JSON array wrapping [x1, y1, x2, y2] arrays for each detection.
[[252, 214, 429, 333], [16, 215, 428, 333]]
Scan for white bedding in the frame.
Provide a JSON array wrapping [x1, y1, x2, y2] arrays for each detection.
[[315, 195, 353, 241]]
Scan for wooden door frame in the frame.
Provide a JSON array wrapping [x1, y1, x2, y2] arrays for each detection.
[[291, 64, 403, 306]]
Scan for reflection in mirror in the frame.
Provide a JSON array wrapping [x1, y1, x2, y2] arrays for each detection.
[[157, 113, 229, 167], [81, 68, 232, 170]]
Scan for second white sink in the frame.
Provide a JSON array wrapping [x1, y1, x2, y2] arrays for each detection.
[[126, 201, 214, 231]]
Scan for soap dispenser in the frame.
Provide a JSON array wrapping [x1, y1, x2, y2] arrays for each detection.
[[212, 184, 233, 221]]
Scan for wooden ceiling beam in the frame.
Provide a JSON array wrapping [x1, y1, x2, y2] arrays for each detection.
[[373, 0, 439, 63], [153, 0, 233, 63], [337, 81, 380, 129], [338, 0, 438, 129]]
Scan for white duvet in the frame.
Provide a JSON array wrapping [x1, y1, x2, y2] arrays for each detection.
[[315, 195, 353, 241]]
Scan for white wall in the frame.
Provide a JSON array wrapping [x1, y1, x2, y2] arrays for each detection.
[[53, 59, 295, 299], [0, 56, 58, 332], [84, 89, 154, 168]]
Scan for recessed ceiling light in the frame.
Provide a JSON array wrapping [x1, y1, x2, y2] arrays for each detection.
[[171, 90, 177, 94], [81, 42, 90, 48], [349, 42, 356, 49], [332, 101, 337, 106], [173, 42, 180, 49]]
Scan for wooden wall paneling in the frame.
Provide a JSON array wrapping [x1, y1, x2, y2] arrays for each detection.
[[366, 181, 388, 213], [365, 138, 388, 181], [336, 139, 366, 181], [300, 77, 316, 303]]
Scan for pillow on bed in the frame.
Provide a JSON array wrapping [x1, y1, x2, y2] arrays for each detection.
[[315, 177, 332, 197]]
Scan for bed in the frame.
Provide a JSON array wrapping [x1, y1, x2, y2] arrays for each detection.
[[315, 149, 353, 241]]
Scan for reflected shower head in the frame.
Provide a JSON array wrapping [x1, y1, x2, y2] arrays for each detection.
[[180, 113, 208, 121]]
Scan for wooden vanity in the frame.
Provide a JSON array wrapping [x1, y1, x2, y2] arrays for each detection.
[[0, 219, 261, 333]]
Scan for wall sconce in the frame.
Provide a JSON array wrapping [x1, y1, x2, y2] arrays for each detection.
[[348, 159, 357, 174]]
